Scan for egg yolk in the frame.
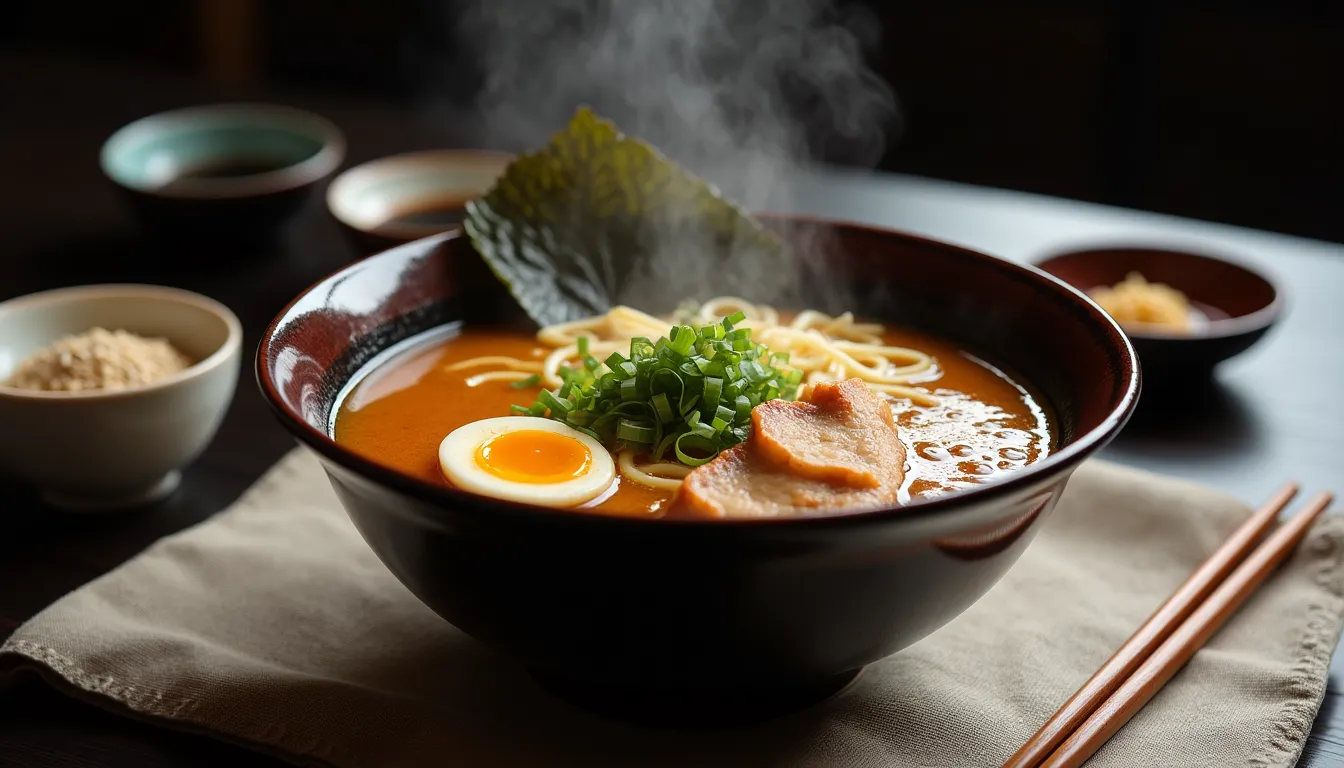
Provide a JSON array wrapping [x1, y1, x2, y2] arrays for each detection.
[[475, 429, 593, 484]]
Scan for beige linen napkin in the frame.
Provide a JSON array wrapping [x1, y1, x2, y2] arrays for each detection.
[[2, 450, 1342, 768]]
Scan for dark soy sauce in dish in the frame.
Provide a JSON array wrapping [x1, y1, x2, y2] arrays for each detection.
[[371, 196, 472, 235], [174, 157, 292, 180]]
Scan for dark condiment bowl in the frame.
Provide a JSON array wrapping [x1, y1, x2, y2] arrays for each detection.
[[256, 220, 1139, 724], [100, 104, 346, 245], [325, 149, 511, 254], [1034, 247, 1283, 386]]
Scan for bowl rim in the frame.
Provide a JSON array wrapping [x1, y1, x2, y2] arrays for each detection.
[[1033, 245, 1285, 341], [256, 220, 1142, 529], [325, 148, 513, 240], [99, 103, 347, 200], [0, 283, 243, 402]]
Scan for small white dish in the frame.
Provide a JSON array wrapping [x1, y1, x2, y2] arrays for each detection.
[[0, 284, 242, 511], [325, 149, 510, 251]]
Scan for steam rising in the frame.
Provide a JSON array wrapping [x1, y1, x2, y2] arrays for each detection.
[[450, 0, 899, 310]]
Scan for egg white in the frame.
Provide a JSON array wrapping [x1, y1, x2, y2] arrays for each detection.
[[438, 416, 615, 507]]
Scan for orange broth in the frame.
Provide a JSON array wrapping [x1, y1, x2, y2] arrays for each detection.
[[334, 325, 1053, 518]]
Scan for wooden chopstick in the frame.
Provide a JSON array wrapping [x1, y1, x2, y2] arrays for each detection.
[[1003, 482, 1300, 768], [1040, 489, 1335, 768]]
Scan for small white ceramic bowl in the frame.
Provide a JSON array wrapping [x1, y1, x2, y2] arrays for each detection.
[[325, 149, 510, 252], [0, 284, 242, 510]]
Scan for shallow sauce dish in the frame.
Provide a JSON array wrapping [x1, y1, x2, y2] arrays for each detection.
[[1034, 246, 1282, 383], [325, 149, 510, 253], [101, 103, 346, 243], [257, 220, 1139, 720]]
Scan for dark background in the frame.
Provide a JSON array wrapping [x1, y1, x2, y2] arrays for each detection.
[[3, 0, 1341, 241]]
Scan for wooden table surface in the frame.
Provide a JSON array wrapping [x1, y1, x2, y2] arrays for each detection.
[[2, 48, 1342, 767]]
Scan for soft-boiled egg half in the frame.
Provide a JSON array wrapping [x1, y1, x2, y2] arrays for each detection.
[[438, 417, 616, 507]]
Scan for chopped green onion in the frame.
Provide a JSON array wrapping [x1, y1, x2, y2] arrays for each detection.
[[739, 360, 767, 383], [572, 425, 603, 442], [679, 394, 701, 416], [734, 395, 752, 420], [674, 433, 718, 466], [702, 377, 723, 413], [616, 419, 657, 444], [652, 393, 676, 424], [653, 432, 678, 461], [510, 373, 542, 389], [514, 309, 797, 467], [714, 405, 736, 425], [620, 377, 640, 401], [538, 389, 572, 416], [631, 337, 655, 359], [651, 368, 684, 398], [670, 325, 696, 356], [695, 357, 724, 377]]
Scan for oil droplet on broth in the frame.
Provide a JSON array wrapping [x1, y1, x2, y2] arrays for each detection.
[[915, 441, 952, 462], [891, 358, 1053, 503], [994, 429, 1032, 445], [958, 461, 995, 476]]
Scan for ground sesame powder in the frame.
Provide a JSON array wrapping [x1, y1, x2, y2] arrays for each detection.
[[3, 327, 195, 392]]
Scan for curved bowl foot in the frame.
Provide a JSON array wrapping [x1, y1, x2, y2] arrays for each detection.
[[530, 667, 864, 728], [41, 470, 182, 513]]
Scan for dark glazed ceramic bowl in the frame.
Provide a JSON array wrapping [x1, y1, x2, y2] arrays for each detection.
[[257, 220, 1140, 723], [1034, 247, 1283, 385], [100, 104, 346, 245]]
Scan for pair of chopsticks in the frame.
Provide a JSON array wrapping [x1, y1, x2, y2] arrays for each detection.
[[1004, 482, 1335, 768]]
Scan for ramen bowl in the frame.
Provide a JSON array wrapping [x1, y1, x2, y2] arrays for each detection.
[[101, 104, 346, 244], [1034, 246, 1282, 386], [325, 149, 511, 253], [257, 221, 1139, 723]]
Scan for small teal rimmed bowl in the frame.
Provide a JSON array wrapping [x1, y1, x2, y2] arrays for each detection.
[[100, 103, 346, 244]]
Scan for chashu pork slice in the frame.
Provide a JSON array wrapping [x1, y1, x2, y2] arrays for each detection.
[[674, 378, 907, 519], [752, 377, 900, 488]]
